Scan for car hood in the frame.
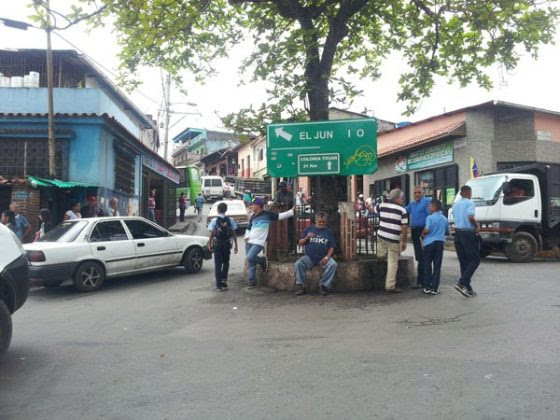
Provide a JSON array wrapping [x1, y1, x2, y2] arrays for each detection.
[[174, 234, 208, 246]]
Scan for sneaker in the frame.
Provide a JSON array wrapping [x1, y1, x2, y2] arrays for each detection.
[[214, 287, 223, 292], [423, 288, 431, 295], [221, 281, 228, 290], [467, 289, 477, 297], [454, 284, 470, 297], [295, 285, 306, 296], [320, 286, 329, 296], [247, 284, 256, 289], [386, 288, 402, 294], [261, 257, 269, 273], [430, 289, 440, 295]]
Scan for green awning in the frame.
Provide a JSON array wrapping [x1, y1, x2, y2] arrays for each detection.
[[28, 176, 97, 189]]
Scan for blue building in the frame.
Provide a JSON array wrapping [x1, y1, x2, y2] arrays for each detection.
[[0, 49, 179, 233]]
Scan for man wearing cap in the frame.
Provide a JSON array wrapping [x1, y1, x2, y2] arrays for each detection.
[[245, 198, 294, 288]]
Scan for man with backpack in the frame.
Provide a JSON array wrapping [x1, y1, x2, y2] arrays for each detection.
[[208, 202, 238, 290]]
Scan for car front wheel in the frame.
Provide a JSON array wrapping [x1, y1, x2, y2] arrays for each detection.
[[505, 232, 538, 262], [73, 261, 105, 292], [0, 300, 12, 355], [184, 247, 204, 273]]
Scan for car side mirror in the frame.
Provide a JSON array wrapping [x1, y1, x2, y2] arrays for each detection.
[[502, 181, 511, 196]]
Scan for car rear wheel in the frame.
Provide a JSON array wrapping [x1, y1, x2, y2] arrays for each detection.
[[73, 262, 105, 292], [184, 247, 204, 273], [0, 300, 12, 355]]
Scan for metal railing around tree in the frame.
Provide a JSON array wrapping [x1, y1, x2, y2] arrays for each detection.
[[266, 205, 378, 261]]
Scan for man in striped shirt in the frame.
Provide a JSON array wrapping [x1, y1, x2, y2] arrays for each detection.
[[377, 188, 409, 293]]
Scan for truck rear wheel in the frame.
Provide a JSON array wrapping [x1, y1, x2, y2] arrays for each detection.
[[505, 232, 538, 262], [0, 300, 12, 355]]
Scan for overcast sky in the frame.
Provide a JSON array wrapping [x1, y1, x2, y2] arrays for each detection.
[[2, 1, 560, 155]]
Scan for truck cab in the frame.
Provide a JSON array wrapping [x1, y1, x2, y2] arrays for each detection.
[[449, 163, 560, 262]]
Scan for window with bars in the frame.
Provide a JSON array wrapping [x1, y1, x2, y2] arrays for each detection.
[[0, 138, 68, 178], [115, 150, 135, 195]]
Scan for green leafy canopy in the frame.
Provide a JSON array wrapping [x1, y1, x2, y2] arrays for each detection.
[[54, 0, 559, 132]]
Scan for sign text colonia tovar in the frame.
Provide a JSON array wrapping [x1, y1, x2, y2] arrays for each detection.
[[267, 119, 378, 177]]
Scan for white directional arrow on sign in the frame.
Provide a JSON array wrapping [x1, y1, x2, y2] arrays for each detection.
[[274, 127, 293, 142]]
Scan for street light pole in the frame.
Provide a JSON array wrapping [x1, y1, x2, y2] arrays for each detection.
[[162, 73, 171, 162], [46, 0, 56, 178]]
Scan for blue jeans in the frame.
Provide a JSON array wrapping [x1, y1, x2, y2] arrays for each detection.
[[423, 241, 444, 291], [411, 227, 426, 286], [454, 230, 480, 290], [245, 243, 265, 286], [295, 255, 337, 289]]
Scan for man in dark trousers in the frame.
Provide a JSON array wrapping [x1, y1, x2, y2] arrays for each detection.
[[406, 186, 431, 288], [208, 202, 238, 290], [451, 185, 480, 297]]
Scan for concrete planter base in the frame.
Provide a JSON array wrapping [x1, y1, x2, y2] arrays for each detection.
[[255, 257, 414, 292]]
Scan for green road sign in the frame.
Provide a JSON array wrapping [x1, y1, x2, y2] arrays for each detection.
[[298, 153, 340, 175], [267, 119, 377, 177]]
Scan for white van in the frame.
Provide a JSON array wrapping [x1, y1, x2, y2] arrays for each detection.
[[201, 176, 225, 200]]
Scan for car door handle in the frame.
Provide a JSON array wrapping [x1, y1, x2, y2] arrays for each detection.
[[138, 243, 145, 247], [97, 246, 106, 251], [535, 210, 539, 218]]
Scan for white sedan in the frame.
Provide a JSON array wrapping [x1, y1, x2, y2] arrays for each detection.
[[206, 199, 249, 231], [23, 217, 211, 292]]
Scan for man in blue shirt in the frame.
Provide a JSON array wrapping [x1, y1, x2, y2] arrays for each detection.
[[207, 202, 238, 290], [406, 187, 431, 289], [294, 212, 337, 296], [450, 185, 480, 297], [9, 203, 31, 242], [421, 199, 450, 294]]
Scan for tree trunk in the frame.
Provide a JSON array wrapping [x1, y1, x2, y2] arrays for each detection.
[[306, 74, 347, 255]]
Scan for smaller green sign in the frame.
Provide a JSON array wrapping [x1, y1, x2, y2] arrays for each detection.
[[407, 143, 453, 171], [446, 187, 456, 205], [297, 153, 340, 175]]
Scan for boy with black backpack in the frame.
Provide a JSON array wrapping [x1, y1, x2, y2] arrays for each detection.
[[208, 202, 238, 290]]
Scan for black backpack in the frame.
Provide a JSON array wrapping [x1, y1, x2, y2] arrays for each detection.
[[215, 216, 232, 241]]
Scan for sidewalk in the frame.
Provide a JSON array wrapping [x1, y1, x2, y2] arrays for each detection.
[[169, 211, 202, 235]]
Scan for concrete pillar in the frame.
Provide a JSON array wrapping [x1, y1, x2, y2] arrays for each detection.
[[339, 201, 356, 261]]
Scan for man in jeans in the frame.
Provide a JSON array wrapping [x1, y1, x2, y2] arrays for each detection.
[[451, 185, 480, 297], [294, 212, 337, 296], [406, 186, 431, 288], [377, 189, 408, 293], [245, 198, 294, 288]]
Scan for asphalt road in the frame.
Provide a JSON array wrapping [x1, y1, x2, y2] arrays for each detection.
[[1, 205, 559, 420]]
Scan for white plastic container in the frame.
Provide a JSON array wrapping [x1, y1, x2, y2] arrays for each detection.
[[23, 75, 31, 87], [29, 71, 40, 87], [10, 76, 23, 87], [0, 77, 10, 87]]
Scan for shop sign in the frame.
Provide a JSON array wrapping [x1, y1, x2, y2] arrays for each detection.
[[143, 155, 180, 184], [13, 191, 29, 200], [446, 187, 456, 205], [407, 143, 453, 171], [267, 119, 377, 177]]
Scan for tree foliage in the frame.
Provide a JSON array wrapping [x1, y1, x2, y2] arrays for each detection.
[[72, 0, 557, 131]]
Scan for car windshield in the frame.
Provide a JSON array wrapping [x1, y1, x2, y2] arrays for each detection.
[[210, 201, 246, 216], [38, 220, 88, 242], [466, 175, 505, 206]]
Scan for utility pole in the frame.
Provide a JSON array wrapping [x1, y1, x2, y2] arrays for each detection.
[[46, 0, 56, 178], [162, 73, 171, 161]]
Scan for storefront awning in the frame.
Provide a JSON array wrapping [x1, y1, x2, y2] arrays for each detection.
[[28, 176, 97, 189], [378, 121, 466, 157]]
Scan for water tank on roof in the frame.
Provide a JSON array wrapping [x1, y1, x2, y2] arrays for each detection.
[[395, 121, 411, 128]]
